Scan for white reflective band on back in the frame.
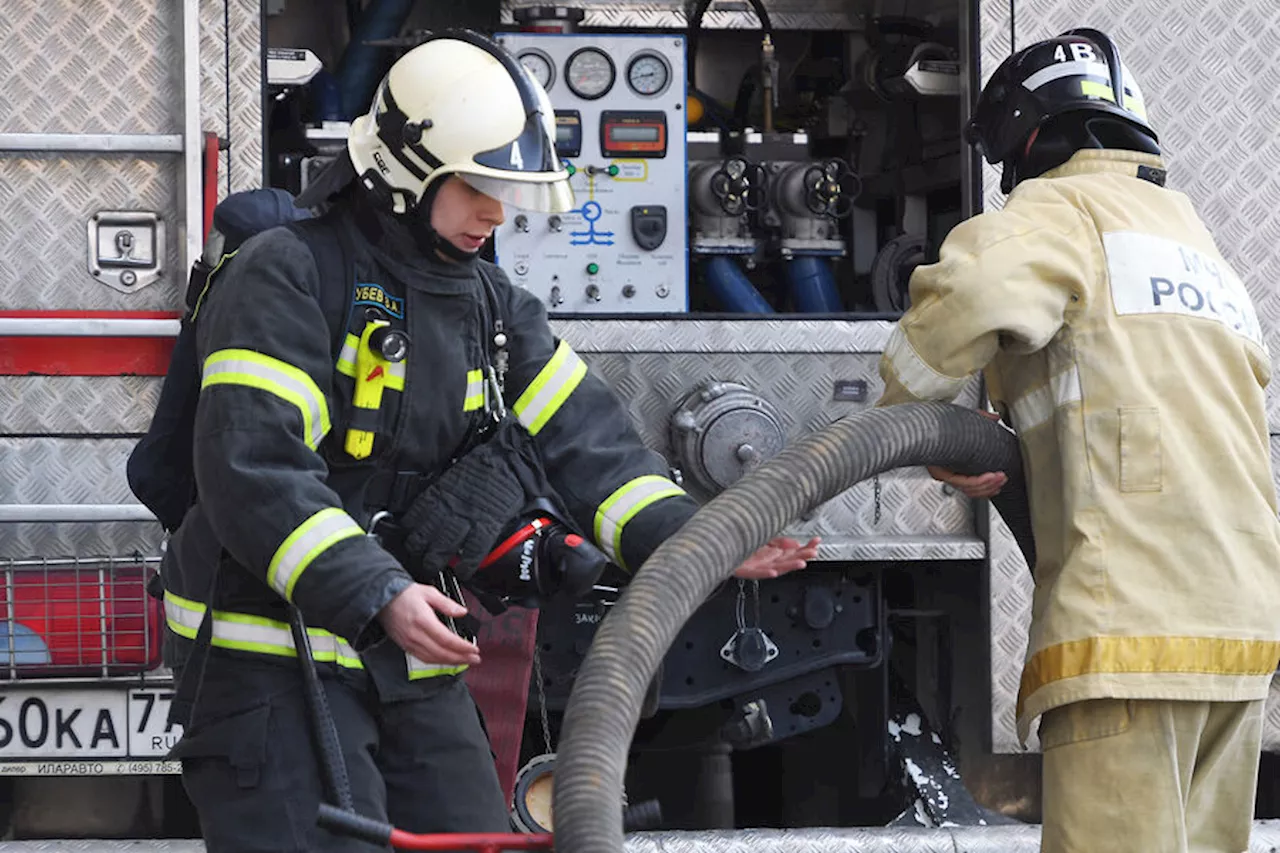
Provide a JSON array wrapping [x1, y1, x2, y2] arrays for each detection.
[[202, 349, 331, 449], [1009, 367, 1083, 433], [163, 594, 361, 667], [883, 326, 968, 402], [513, 340, 588, 435], [594, 475, 687, 569], [1103, 231, 1265, 349], [406, 653, 468, 680], [267, 507, 364, 601]]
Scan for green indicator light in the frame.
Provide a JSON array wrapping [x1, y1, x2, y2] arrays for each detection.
[[586, 262, 600, 275], [607, 164, 620, 177]]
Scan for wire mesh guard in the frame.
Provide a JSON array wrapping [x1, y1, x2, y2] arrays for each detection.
[[0, 556, 165, 680]]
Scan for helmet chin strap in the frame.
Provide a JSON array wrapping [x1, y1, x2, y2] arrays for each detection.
[[402, 180, 479, 264]]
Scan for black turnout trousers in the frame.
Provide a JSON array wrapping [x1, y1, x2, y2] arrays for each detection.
[[169, 654, 510, 852]]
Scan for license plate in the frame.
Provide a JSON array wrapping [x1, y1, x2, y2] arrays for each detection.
[[0, 687, 184, 759]]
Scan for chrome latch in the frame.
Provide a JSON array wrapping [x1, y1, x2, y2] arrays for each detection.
[[87, 211, 166, 293]]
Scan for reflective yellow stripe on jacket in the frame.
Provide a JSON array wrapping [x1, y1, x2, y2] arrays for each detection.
[[164, 592, 363, 668], [594, 475, 687, 571], [513, 339, 587, 435], [407, 655, 468, 681], [202, 348, 331, 449], [337, 333, 406, 391], [463, 369, 485, 412], [1018, 635, 1280, 719], [267, 507, 364, 601], [165, 593, 467, 679]]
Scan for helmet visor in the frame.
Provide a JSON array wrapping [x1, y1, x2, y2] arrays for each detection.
[[460, 172, 576, 213]]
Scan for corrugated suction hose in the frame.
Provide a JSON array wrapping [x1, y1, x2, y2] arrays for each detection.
[[552, 401, 1035, 853]]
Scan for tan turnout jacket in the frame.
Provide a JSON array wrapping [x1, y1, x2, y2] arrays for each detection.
[[878, 148, 1280, 743]]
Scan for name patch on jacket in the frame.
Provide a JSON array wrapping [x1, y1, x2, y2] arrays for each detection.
[[1103, 231, 1264, 349], [353, 284, 405, 319]]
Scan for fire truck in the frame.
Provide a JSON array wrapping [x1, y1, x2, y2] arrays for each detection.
[[1, 0, 1279, 848]]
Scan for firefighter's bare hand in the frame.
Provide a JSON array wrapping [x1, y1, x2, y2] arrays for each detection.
[[926, 410, 1008, 498], [733, 536, 822, 580], [377, 584, 482, 667]]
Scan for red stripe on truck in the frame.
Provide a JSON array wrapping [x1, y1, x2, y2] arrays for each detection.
[[0, 310, 179, 376]]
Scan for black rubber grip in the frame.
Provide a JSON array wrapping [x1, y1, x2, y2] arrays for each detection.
[[317, 804, 394, 846]]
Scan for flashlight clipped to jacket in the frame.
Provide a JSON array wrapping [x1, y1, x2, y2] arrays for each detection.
[[345, 312, 410, 460]]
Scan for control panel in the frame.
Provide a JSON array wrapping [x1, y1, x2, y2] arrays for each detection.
[[493, 33, 689, 314]]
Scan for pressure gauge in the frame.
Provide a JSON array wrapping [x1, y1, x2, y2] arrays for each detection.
[[518, 48, 555, 91], [565, 47, 615, 100], [626, 51, 672, 97]]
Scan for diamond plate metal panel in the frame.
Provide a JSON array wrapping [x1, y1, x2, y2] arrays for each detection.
[[500, 0, 862, 30], [0, 3, 181, 135], [0, 439, 163, 561], [0, 378, 161, 434], [550, 318, 897, 354], [199, 0, 262, 197], [200, 0, 229, 141], [980, 0, 1280, 753], [11, 824, 1280, 852], [985, 502, 1034, 754], [0, 156, 182, 310], [226, 0, 264, 193], [553, 320, 984, 559]]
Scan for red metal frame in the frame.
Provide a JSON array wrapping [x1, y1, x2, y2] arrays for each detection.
[[0, 310, 181, 376], [203, 131, 220, 241], [387, 831, 554, 852]]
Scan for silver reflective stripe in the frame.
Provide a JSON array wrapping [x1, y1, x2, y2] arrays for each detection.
[[405, 653, 468, 680], [337, 334, 359, 376], [267, 508, 364, 601], [202, 348, 330, 449], [594, 475, 688, 569], [512, 340, 588, 435], [883, 326, 968, 402], [1009, 366, 1083, 433], [1022, 59, 1110, 91], [163, 593, 362, 667]]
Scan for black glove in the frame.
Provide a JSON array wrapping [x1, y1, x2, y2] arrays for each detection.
[[399, 418, 542, 582], [465, 501, 611, 615]]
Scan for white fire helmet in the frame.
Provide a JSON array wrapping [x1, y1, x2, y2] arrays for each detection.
[[347, 29, 574, 216]]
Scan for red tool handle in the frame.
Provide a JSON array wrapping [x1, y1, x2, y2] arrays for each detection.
[[318, 804, 555, 852]]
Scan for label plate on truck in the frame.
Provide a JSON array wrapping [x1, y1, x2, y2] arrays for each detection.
[[0, 687, 182, 761]]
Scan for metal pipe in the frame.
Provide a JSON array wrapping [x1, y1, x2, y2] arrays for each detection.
[[1, 556, 162, 569], [0, 505, 158, 523], [0, 133, 184, 154], [0, 317, 181, 337], [179, 0, 205, 275]]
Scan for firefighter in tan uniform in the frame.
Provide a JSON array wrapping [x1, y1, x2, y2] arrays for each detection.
[[877, 28, 1280, 853]]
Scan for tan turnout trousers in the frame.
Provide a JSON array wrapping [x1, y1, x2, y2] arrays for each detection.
[[1040, 698, 1264, 853]]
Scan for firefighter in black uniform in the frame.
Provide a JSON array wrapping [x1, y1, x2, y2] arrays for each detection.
[[160, 29, 819, 851]]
